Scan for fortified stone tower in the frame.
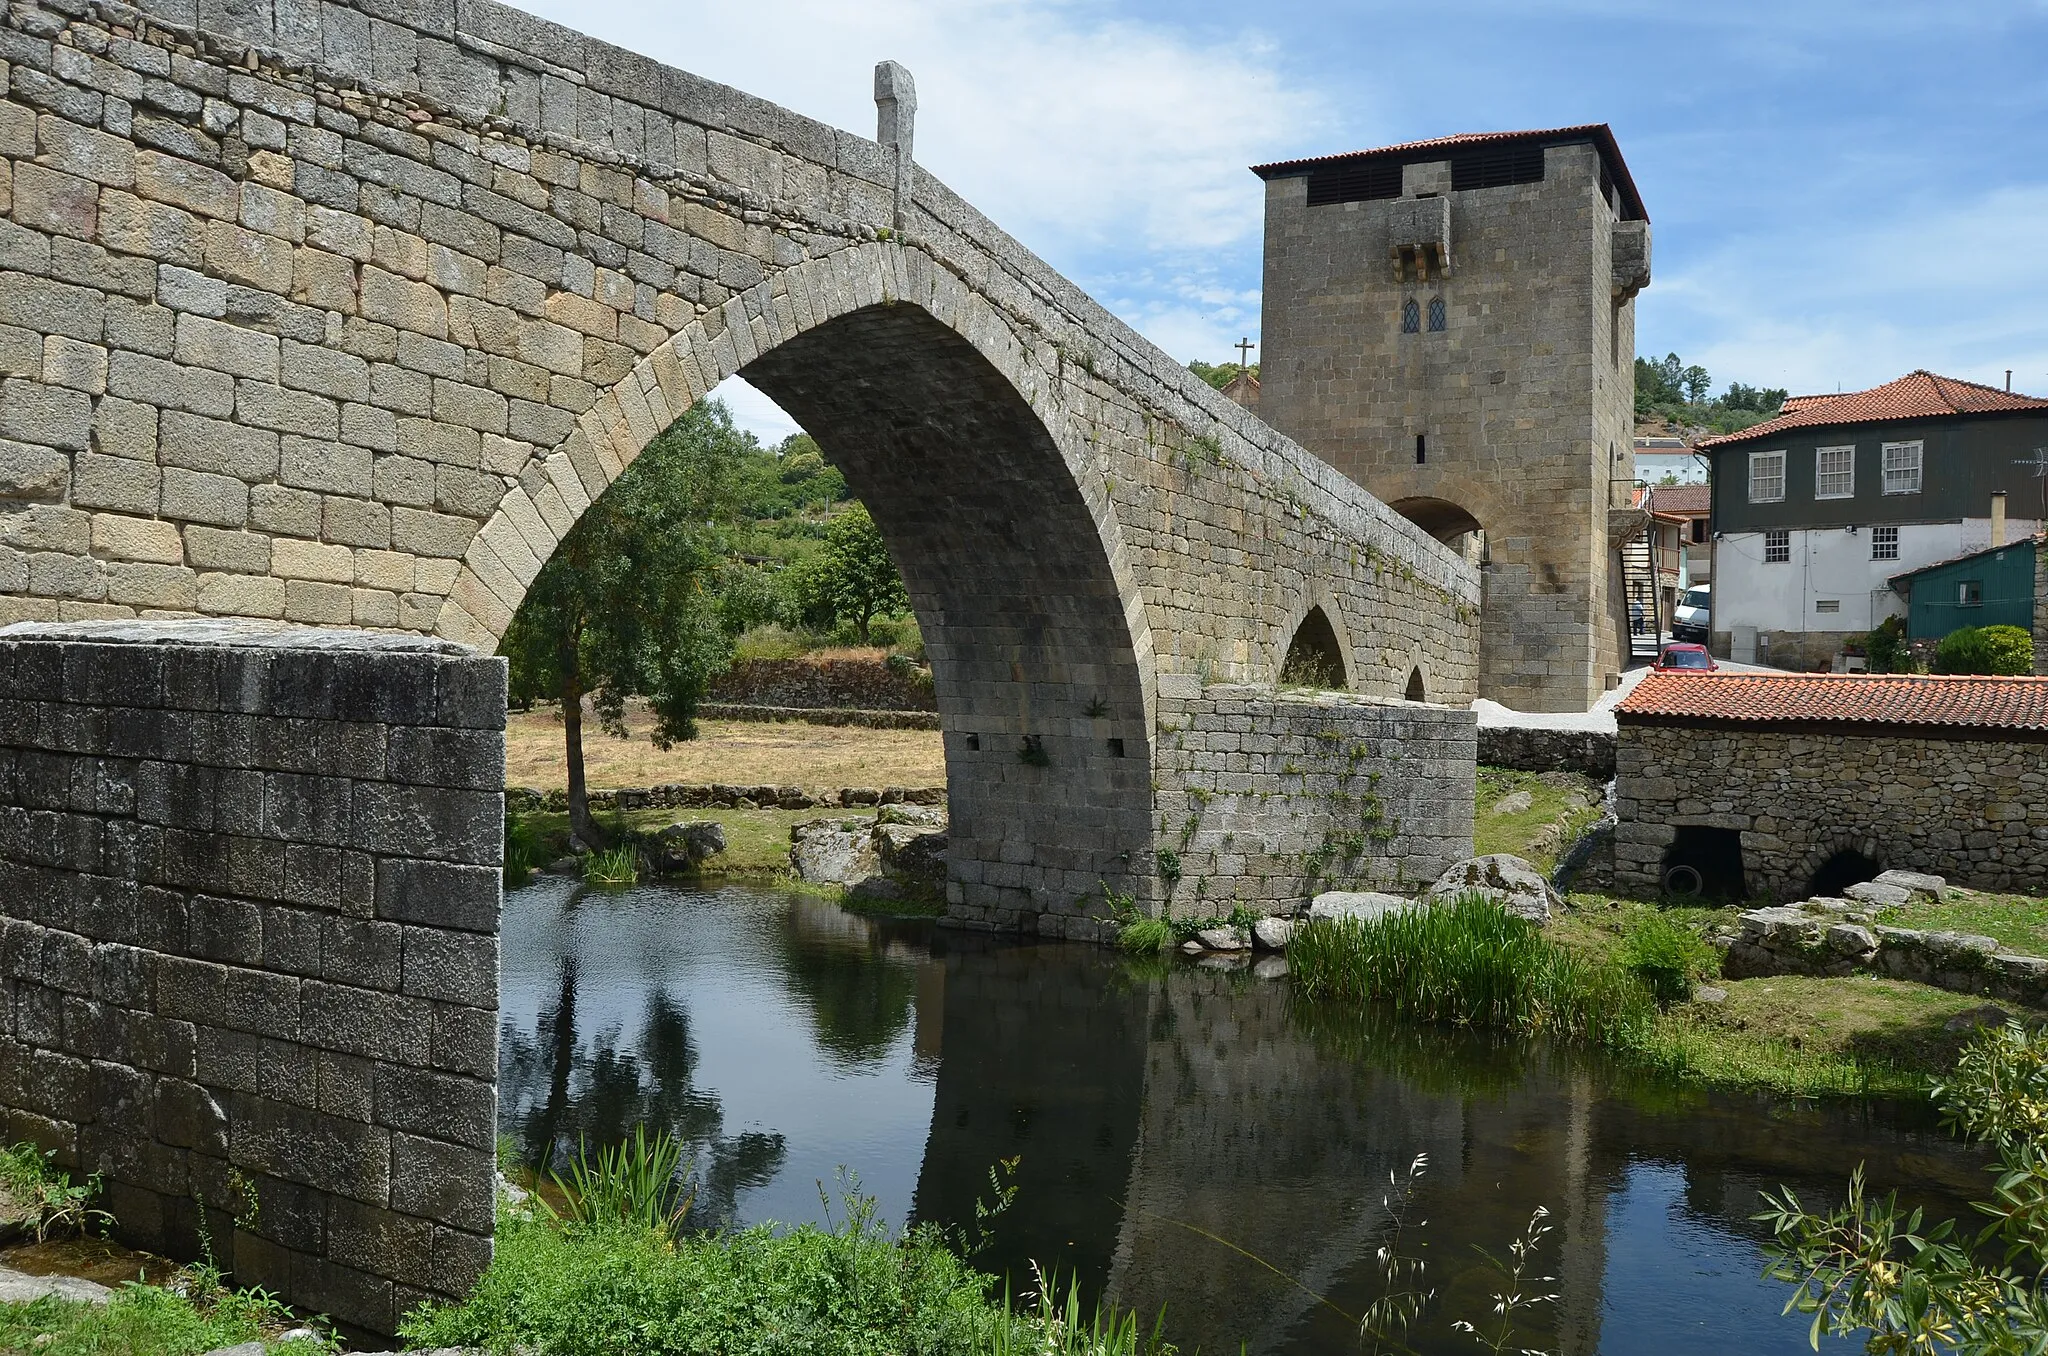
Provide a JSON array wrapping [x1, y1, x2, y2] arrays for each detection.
[[1254, 126, 1652, 712]]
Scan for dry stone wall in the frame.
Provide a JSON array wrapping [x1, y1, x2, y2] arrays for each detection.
[[0, 618, 502, 1334], [1615, 718, 2048, 897], [0, 0, 1478, 929]]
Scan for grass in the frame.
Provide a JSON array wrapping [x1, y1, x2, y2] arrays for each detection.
[[1290, 895, 1985, 1099], [582, 845, 640, 887], [505, 708, 944, 792], [0, 1142, 111, 1243], [1877, 888, 2048, 957], [1471, 766, 1604, 871], [513, 805, 857, 878], [401, 1179, 1173, 1356], [0, 1264, 326, 1356]]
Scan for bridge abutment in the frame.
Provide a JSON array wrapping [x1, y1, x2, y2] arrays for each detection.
[[0, 620, 501, 1333]]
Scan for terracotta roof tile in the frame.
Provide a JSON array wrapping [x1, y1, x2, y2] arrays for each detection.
[[1250, 124, 1647, 222], [1698, 371, 2048, 448], [1617, 671, 2048, 730], [1646, 483, 1710, 514]]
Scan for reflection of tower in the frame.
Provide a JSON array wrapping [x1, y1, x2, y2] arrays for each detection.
[[1255, 126, 1652, 712], [1554, 1073, 1607, 1356]]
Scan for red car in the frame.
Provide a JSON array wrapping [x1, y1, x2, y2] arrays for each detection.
[[1655, 642, 1718, 672]]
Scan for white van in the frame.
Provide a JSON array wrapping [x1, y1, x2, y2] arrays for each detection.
[[1672, 584, 1711, 643]]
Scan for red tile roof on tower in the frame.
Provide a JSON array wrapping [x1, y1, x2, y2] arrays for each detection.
[[1698, 371, 2048, 448], [1617, 670, 2048, 731], [1250, 124, 1647, 222]]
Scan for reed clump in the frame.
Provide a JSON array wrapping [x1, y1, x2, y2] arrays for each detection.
[[1289, 895, 1656, 1046]]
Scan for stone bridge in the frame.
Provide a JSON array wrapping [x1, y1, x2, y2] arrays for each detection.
[[0, 0, 1479, 1330]]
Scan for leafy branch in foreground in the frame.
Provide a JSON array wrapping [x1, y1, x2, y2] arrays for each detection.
[[1759, 1021, 2048, 1353]]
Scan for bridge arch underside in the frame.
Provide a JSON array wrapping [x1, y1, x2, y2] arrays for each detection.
[[740, 304, 1153, 930]]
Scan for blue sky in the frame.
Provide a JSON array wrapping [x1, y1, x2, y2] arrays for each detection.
[[527, 0, 2048, 444]]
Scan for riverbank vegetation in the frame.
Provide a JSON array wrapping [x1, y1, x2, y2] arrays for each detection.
[[1763, 1020, 2048, 1350], [1289, 896, 2001, 1098]]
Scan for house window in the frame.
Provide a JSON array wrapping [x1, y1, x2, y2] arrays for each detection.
[[1401, 299, 1421, 334], [1765, 529, 1790, 562], [1427, 296, 1447, 332], [1882, 441, 1923, 495], [1815, 599, 1840, 614], [1749, 450, 1786, 503], [1815, 445, 1855, 499], [1872, 526, 1898, 560], [1691, 518, 1707, 544], [1960, 579, 1983, 607]]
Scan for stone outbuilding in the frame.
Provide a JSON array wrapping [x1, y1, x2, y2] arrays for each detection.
[[1614, 670, 2048, 899]]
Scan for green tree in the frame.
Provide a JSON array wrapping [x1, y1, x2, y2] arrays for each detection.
[[500, 401, 747, 845], [804, 503, 909, 643], [1188, 359, 1258, 390]]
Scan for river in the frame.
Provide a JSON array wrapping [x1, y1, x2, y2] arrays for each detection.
[[498, 877, 1990, 1355]]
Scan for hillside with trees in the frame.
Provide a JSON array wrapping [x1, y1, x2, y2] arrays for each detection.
[[1635, 352, 1787, 435]]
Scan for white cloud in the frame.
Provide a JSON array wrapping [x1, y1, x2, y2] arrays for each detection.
[[522, 0, 1324, 365], [1641, 184, 2048, 398], [710, 376, 802, 447]]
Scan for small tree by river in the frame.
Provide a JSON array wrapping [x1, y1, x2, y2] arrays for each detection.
[[500, 401, 746, 847]]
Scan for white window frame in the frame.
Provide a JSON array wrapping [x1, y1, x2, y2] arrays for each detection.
[[1882, 441, 1923, 495], [1749, 449, 1786, 503], [1764, 529, 1790, 563], [1871, 526, 1899, 560], [1814, 444, 1855, 499]]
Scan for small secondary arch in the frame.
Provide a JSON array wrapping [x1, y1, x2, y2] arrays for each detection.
[[1278, 604, 1349, 690]]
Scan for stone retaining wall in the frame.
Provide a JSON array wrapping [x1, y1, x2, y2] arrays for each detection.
[[705, 658, 936, 713], [1132, 681, 1476, 923], [697, 702, 941, 731], [1477, 726, 1615, 779], [506, 782, 943, 814], [1725, 900, 2048, 1009], [0, 620, 500, 1334], [1615, 719, 2048, 897]]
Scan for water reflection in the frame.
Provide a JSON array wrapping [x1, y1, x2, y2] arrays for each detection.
[[498, 880, 1991, 1354]]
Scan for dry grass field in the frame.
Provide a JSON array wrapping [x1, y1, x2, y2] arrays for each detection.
[[505, 702, 945, 790]]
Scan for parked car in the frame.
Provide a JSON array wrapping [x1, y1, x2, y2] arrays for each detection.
[[1655, 642, 1718, 671], [1671, 584, 1711, 643]]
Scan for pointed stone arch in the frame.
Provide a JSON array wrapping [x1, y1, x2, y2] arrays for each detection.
[[435, 242, 1158, 927], [1277, 601, 1351, 690]]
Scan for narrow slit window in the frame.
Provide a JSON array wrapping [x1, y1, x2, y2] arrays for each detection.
[[1401, 298, 1420, 334], [1427, 297, 1446, 332], [1415, 434, 1426, 465]]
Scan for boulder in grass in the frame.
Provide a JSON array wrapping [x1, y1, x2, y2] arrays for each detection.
[[1871, 869, 1946, 903], [1843, 880, 1913, 909], [1423, 854, 1562, 925], [1308, 891, 1419, 924], [652, 820, 726, 872], [790, 818, 881, 886]]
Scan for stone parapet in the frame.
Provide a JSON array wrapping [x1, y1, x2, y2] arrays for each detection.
[[0, 619, 502, 1334], [1723, 896, 2048, 1009], [1477, 726, 1615, 779]]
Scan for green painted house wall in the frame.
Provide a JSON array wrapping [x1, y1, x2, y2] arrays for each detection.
[[1897, 539, 2036, 640]]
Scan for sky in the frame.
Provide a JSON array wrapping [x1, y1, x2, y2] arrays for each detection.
[[523, 0, 2048, 445]]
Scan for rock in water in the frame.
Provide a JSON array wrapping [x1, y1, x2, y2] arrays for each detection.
[[1252, 916, 1297, 950], [652, 820, 726, 872], [1196, 925, 1251, 951], [1307, 891, 1419, 924], [789, 818, 882, 886], [1252, 955, 1291, 980], [1423, 854, 1562, 924]]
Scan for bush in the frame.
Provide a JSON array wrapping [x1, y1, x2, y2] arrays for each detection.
[[1933, 623, 2034, 675], [1863, 615, 1909, 673], [504, 814, 545, 889], [0, 1142, 111, 1242], [1616, 913, 1718, 1005]]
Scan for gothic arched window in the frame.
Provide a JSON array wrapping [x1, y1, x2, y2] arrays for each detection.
[[1401, 298, 1420, 334], [1427, 296, 1447, 332]]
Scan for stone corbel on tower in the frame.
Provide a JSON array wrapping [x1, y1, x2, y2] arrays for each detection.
[[1611, 220, 1651, 302], [874, 60, 916, 234], [1387, 196, 1451, 282]]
